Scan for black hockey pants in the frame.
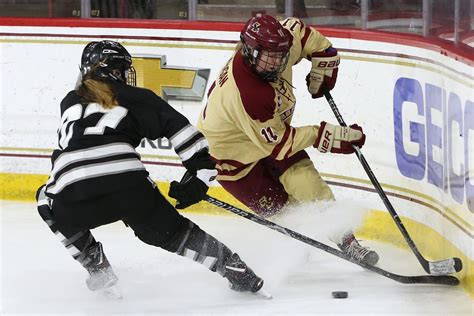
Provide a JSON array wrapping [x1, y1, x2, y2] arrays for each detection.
[[36, 177, 233, 274]]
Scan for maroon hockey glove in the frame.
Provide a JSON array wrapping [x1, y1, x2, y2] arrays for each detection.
[[314, 121, 366, 154], [306, 47, 340, 99]]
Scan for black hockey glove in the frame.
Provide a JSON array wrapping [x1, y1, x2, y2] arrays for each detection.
[[169, 170, 210, 209], [182, 148, 216, 172]]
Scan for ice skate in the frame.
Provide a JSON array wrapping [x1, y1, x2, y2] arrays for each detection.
[[83, 242, 121, 298], [337, 233, 379, 266], [86, 263, 118, 291], [223, 253, 267, 296]]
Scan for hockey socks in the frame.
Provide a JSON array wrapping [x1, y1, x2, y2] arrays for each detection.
[[163, 219, 264, 293]]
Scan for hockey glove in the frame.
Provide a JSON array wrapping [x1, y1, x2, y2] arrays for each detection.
[[168, 169, 217, 209], [306, 47, 340, 99], [314, 121, 365, 154], [182, 148, 216, 173]]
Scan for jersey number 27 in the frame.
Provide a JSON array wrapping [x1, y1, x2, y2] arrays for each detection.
[[58, 103, 128, 150]]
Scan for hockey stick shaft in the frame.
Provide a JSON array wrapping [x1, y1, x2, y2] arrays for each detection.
[[206, 195, 459, 285], [323, 90, 462, 275]]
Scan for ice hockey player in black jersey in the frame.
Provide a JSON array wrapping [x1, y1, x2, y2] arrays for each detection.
[[35, 40, 264, 297]]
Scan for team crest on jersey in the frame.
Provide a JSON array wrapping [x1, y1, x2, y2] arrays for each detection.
[[276, 95, 282, 108], [251, 22, 261, 33], [280, 107, 294, 122], [276, 78, 288, 95]]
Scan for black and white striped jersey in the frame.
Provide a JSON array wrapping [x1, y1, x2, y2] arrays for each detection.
[[45, 82, 208, 202]]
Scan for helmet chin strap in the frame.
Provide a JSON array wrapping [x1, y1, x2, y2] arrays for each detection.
[[110, 69, 124, 82], [107, 66, 136, 86], [256, 69, 279, 82]]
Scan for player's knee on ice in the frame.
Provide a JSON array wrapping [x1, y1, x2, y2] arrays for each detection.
[[279, 159, 335, 202]]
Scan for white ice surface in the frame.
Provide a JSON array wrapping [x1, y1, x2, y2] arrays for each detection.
[[0, 200, 472, 316]]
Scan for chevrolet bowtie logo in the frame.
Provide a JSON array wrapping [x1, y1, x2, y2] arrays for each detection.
[[132, 54, 210, 101]]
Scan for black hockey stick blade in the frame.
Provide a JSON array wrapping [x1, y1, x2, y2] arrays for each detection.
[[386, 274, 459, 286], [206, 196, 459, 286], [322, 90, 463, 275]]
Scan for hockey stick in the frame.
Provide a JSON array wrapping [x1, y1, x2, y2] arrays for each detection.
[[206, 195, 459, 286], [323, 90, 463, 276]]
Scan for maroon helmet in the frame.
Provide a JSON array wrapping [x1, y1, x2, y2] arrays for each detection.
[[240, 15, 292, 81]]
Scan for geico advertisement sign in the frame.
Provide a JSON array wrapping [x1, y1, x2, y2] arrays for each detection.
[[393, 77, 473, 212]]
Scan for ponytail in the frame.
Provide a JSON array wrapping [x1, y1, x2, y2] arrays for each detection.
[[76, 67, 118, 109]]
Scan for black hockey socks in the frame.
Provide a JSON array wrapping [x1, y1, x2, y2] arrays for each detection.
[[36, 185, 118, 291], [37, 185, 97, 265], [161, 219, 233, 273], [161, 218, 264, 293]]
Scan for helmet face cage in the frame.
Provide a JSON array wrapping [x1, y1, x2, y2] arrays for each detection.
[[80, 41, 136, 86], [125, 66, 137, 86], [242, 39, 289, 82]]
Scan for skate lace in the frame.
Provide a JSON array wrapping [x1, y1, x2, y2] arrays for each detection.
[[345, 240, 371, 261], [224, 258, 261, 293], [225, 257, 247, 274]]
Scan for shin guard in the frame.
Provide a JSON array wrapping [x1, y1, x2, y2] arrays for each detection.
[[162, 219, 232, 274]]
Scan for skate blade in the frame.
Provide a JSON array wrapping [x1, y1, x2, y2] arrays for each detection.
[[255, 289, 273, 300], [100, 285, 123, 300]]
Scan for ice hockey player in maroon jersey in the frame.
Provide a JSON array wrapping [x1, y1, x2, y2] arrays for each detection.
[[197, 15, 379, 266], [36, 40, 265, 298]]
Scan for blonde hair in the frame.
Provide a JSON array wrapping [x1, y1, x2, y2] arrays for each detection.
[[235, 42, 243, 53], [76, 67, 118, 109]]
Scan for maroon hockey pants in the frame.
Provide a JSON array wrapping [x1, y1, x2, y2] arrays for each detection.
[[218, 151, 309, 217]]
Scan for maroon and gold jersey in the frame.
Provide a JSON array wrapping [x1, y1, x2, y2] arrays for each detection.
[[197, 18, 334, 181]]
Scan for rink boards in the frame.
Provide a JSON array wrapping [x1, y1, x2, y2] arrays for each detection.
[[0, 18, 472, 295]]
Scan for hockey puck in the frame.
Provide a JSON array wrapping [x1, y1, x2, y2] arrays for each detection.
[[331, 291, 348, 299]]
